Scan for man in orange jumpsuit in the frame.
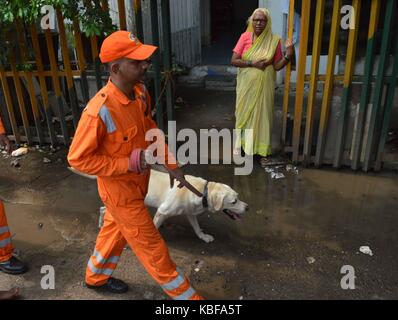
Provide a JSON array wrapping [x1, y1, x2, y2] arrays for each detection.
[[68, 31, 203, 300], [0, 116, 28, 276]]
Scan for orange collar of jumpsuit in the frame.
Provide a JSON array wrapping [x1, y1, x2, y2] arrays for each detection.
[[106, 79, 142, 106]]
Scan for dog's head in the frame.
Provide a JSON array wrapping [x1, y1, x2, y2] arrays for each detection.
[[207, 182, 248, 220]]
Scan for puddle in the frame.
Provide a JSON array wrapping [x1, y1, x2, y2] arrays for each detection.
[[185, 164, 398, 254], [4, 203, 64, 252]]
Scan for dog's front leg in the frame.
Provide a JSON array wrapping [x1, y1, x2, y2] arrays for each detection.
[[186, 215, 214, 243], [153, 210, 169, 229]]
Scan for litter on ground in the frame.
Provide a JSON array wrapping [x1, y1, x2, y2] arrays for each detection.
[[11, 147, 28, 157], [307, 257, 316, 264], [271, 172, 285, 180], [359, 246, 373, 256], [265, 163, 300, 180]]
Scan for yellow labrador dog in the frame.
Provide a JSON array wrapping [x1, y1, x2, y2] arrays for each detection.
[[69, 168, 248, 243], [146, 170, 248, 243]]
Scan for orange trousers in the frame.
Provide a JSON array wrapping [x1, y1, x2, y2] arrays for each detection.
[[85, 202, 203, 300], [0, 200, 13, 262]]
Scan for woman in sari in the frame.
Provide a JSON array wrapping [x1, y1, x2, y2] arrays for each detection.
[[231, 8, 293, 165]]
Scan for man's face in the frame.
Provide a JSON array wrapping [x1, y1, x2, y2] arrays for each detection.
[[117, 57, 152, 83]]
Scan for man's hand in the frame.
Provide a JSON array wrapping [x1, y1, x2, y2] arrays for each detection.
[[168, 167, 185, 189], [0, 134, 11, 155], [140, 150, 149, 172], [128, 149, 149, 173], [165, 166, 204, 197]]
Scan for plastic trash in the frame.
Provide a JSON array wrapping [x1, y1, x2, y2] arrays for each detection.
[[264, 167, 274, 173], [307, 257, 316, 264], [10, 159, 20, 167], [286, 164, 299, 175], [359, 246, 373, 256], [11, 147, 28, 157], [271, 172, 285, 180]]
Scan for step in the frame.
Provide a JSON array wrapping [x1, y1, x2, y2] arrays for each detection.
[[177, 65, 237, 88], [205, 75, 236, 85]]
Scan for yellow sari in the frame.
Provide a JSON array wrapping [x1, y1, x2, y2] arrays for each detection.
[[235, 9, 280, 156]]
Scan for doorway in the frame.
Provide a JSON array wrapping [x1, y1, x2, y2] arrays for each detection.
[[201, 0, 259, 65]]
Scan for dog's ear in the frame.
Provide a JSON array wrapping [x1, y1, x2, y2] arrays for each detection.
[[209, 184, 225, 212]]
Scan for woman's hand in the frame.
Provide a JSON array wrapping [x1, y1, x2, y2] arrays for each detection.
[[253, 59, 271, 70], [285, 39, 294, 58]]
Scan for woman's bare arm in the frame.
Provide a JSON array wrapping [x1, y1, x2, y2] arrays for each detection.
[[274, 57, 289, 71], [231, 52, 251, 68], [231, 53, 272, 70], [273, 39, 294, 71]]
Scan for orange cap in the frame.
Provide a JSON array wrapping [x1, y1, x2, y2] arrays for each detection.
[[99, 31, 157, 63]]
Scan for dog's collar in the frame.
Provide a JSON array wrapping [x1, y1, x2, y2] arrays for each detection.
[[202, 182, 209, 209]]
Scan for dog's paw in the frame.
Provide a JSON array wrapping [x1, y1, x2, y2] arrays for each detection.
[[200, 234, 214, 243]]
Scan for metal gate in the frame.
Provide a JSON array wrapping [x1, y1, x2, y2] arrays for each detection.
[[0, 0, 176, 145], [282, 0, 398, 172], [169, 0, 201, 67]]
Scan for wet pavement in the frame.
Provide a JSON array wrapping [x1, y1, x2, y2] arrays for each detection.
[[0, 88, 397, 300]]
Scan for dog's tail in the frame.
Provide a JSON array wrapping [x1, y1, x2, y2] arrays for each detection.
[[68, 167, 97, 180]]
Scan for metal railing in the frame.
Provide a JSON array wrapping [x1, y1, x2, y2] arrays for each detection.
[[282, 0, 397, 172]]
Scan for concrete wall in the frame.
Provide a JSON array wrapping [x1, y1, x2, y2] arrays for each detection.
[[259, 0, 284, 38]]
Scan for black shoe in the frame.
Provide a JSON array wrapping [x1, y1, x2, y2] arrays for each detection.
[[0, 256, 28, 275], [86, 277, 128, 294]]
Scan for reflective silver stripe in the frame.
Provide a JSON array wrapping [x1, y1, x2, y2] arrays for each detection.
[[161, 268, 185, 291], [0, 226, 9, 234], [173, 286, 196, 301], [87, 259, 114, 276], [0, 237, 11, 248], [99, 105, 116, 133], [92, 249, 119, 265]]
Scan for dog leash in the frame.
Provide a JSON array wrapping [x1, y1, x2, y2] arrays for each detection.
[[161, 164, 204, 198], [69, 164, 205, 199]]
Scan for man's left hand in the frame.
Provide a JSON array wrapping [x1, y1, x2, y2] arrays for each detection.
[[168, 167, 185, 189], [0, 134, 11, 154]]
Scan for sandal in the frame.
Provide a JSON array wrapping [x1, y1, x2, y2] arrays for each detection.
[[260, 157, 272, 166], [260, 157, 287, 167]]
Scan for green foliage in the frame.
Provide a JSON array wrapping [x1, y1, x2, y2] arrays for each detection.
[[0, 0, 117, 68], [61, 0, 117, 37], [0, 0, 116, 36]]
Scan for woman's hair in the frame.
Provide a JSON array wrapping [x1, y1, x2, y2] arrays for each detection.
[[247, 8, 271, 26]]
